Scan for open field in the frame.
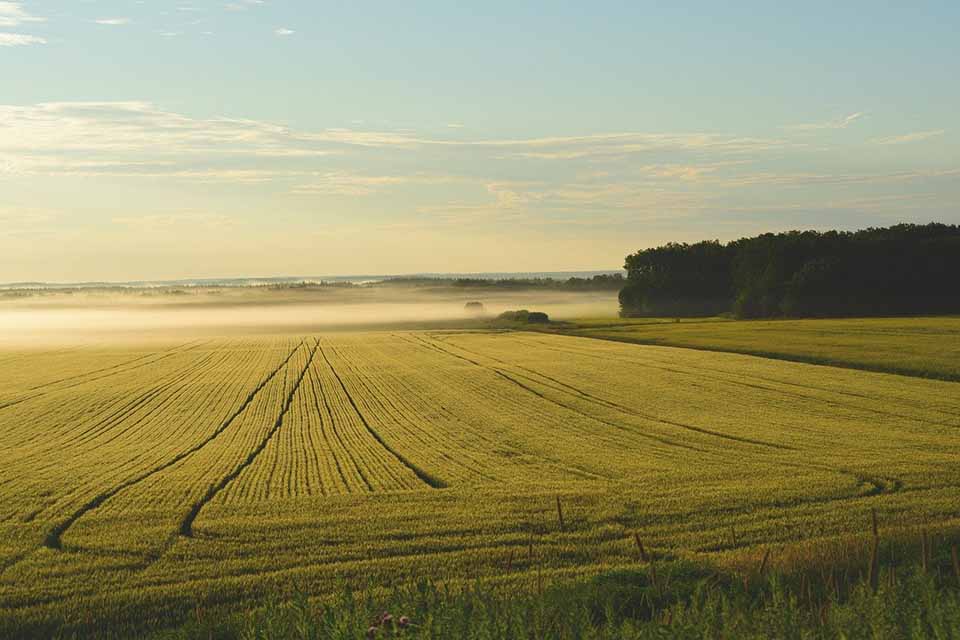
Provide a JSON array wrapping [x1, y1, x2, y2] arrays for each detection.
[[1, 328, 959, 636], [552, 316, 960, 381]]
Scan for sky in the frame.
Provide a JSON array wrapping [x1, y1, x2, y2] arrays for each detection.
[[1, 1, 958, 282]]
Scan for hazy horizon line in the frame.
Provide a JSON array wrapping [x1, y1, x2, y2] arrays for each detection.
[[0, 268, 625, 289]]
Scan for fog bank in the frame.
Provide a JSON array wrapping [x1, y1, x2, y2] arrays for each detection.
[[0, 286, 618, 343]]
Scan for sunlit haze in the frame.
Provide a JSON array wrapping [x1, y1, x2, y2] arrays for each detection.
[[1, 1, 958, 282]]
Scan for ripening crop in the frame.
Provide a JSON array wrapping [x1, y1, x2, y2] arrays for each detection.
[[0, 330, 958, 634]]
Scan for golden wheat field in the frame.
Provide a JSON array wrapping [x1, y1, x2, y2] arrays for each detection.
[[1, 330, 959, 632]]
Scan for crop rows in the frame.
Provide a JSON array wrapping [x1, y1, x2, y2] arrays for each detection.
[[0, 330, 958, 633]]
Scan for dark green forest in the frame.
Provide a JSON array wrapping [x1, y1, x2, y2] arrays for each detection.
[[619, 223, 960, 318]]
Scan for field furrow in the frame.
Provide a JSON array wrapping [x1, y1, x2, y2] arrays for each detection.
[[180, 340, 320, 535], [1, 327, 959, 633]]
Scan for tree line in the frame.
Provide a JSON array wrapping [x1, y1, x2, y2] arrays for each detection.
[[619, 223, 960, 318], [385, 274, 624, 291]]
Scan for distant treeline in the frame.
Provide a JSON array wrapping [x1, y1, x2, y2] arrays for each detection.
[[620, 223, 960, 318], [385, 274, 624, 290], [0, 286, 192, 298], [262, 280, 358, 290]]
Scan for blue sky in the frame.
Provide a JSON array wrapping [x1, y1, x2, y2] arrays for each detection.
[[1, 1, 958, 281]]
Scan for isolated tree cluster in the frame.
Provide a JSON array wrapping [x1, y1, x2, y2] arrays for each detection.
[[497, 310, 550, 323], [620, 223, 960, 318]]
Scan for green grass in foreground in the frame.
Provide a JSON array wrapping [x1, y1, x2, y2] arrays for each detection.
[[146, 532, 960, 640], [547, 316, 960, 381]]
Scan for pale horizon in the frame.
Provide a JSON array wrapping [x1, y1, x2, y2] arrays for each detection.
[[0, 267, 624, 287], [2, 1, 958, 282]]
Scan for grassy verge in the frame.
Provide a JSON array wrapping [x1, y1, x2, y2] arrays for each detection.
[[151, 532, 960, 640], [20, 527, 955, 639], [540, 316, 960, 381]]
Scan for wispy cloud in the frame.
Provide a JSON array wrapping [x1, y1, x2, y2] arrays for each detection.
[[0, 31, 43, 46], [291, 173, 409, 196], [415, 180, 708, 227], [0, 101, 793, 161], [0, 2, 44, 27], [0, 102, 326, 155], [225, 0, 265, 11], [94, 18, 131, 26], [0, 155, 173, 177], [2, 100, 956, 234], [274, 27, 294, 36], [636, 162, 737, 181], [0, 2, 46, 46], [786, 112, 865, 131], [291, 172, 456, 196], [871, 129, 946, 145], [692, 168, 960, 188], [480, 133, 791, 159], [0, 102, 352, 180]]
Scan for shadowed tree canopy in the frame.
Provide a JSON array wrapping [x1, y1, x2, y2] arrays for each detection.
[[497, 310, 550, 323], [464, 301, 486, 317], [620, 223, 960, 319]]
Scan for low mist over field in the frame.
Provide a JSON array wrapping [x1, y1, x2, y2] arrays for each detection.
[[0, 281, 618, 341], [4, 2, 959, 637]]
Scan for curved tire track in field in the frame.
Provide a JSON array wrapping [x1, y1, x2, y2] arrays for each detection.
[[70, 351, 232, 454], [432, 335, 794, 452], [0, 340, 210, 413], [7, 352, 223, 507], [670, 353, 960, 423], [413, 335, 708, 454], [317, 343, 446, 489], [23, 340, 205, 392], [179, 339, 319, 537], [0, 551, 31, 575], [41, 340, 305, 551], [511, 368, 794, 450], [523, 335, 960, 429], [327, 342, 500, 485], [1, 349, 224, 481], [0, 343, 217, 455], [799, 463, 903, 496], [54, 349, 223, 450], [561, 328, 960, 384], [421, 335, 906, 497], [693, 477, 905, 554], [478, 335, 908, 495], [389, 334, 612, 481]]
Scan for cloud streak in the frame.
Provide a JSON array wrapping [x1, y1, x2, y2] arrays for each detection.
[[786, 112, 865, 131], [0, 2, 44, 27], [872, 129, 946, 145], [225, 0, 265, 11], [291, 172, 456, 196], [0, 2, 44, 46], [1, 100, 957, 240], [0, 101, 791, 172], [0, 31, 43, 46]]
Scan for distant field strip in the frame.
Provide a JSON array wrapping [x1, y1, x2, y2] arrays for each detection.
[[560, 316, 960, 381], [0, 330, 958, 634]]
